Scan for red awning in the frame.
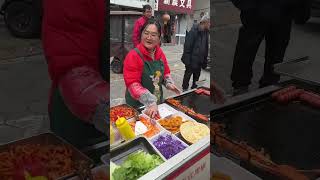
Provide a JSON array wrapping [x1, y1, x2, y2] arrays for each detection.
[[158, 0, 194, 14]]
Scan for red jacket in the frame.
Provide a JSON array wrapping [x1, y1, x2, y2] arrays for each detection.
[[123, 43, 170, 99], [132, 16, 148, 47], [42, 0, 108, 122]]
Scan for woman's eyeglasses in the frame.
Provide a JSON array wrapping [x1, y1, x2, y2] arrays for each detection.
[[143, 31, 159, 39]]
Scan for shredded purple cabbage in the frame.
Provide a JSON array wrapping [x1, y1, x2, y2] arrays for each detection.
[[152, 134, 187, 159]]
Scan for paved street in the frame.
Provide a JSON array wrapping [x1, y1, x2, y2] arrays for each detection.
[[0, 17, 50, 144], [0, 17, 43, 60], [110, 45, 210, 106], [211, 1, 320, 94]]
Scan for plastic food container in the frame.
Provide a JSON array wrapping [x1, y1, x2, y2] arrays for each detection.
[[150, 131, 188, 160]]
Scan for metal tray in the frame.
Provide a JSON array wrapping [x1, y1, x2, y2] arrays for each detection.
[[138, 114, 164, 139], [101, 153, 109, 165], [150, 131, 189, 160], [211, 83, 320, 170], [110, 114, 163, 150], [110, 136, 165, 165], [142, 103, 178, 119], [0, 132, 94, 180], [110, 104, 139, 123], [157, 112, 192, 135]]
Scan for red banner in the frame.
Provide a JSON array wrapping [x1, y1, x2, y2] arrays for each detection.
[[166, 148, 210, 180], [158, 0, 194, 14]]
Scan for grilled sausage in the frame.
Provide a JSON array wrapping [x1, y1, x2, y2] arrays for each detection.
[[195, 89, 204, 94], [276, 89, 304, 103], [203, 89, 211, 96], [299, 91, 320, 108], [195, 113, 209, 122], [271, 86, 297, 99]]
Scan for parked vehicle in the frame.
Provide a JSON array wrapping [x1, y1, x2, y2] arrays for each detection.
[[0, 0, 42, 38]]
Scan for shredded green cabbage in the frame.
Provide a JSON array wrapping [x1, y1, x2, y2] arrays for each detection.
[[112, 150, 164, 180]]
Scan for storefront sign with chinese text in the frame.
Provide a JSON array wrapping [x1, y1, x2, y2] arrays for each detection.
[[158, 0, 194, 14]]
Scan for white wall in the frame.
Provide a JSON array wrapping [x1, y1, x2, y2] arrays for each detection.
[[110, 0, 149, 9], [193, 0, 210, 22], [174, 0, 210, 45], [183, 0, 210, 33]]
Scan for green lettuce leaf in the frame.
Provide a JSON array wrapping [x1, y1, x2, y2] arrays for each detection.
[[112, 150, 164, 180]]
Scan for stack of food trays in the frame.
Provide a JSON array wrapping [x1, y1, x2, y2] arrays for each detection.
[[111, 103, 211, 148], [109, 104, 210, 180]]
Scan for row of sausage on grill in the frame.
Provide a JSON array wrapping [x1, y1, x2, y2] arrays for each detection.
[[272, 85, 320, 107]]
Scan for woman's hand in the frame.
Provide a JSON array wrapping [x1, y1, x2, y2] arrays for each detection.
[[146, 103, 160, 119], [167, 83, 181, 95]]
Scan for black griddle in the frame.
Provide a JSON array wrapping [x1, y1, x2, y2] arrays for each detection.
[[165, 87, 212, 121], [211, 80, 320, 177]]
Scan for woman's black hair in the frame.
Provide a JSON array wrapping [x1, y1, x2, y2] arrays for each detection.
[[140, 19, 162, 38], [143, 4, 152, 13]]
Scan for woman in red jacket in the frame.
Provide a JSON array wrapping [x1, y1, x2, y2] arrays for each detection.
[[123, 20, 180, 118], [42, 0, 108, 149]]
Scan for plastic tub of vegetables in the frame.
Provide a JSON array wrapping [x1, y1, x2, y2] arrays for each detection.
[[151, 131, 188, 160], [130, 114, 164, 139], [111, 150, 164, 180]]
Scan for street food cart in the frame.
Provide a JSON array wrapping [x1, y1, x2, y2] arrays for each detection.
[[109, 87, 212, 180], [110, 11, 142, 74]]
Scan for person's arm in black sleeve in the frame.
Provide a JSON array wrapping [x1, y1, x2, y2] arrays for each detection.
[[181, 28, 195, 66]]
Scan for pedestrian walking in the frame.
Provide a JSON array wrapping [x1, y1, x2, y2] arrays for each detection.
[[230, 0, 311, 95], [181, 15, 210, 91], [162, 13, 173, 43]]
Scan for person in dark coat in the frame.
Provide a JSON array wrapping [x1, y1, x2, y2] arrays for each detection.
[[181, 15, 210, 91], [230, 0, 311, 95]]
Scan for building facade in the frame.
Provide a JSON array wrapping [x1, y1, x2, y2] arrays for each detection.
[[110, 0, 209, 45]]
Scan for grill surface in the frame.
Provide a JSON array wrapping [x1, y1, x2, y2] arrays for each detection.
[[212, 88, 320, 170], [167, 87, 213, 116]]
